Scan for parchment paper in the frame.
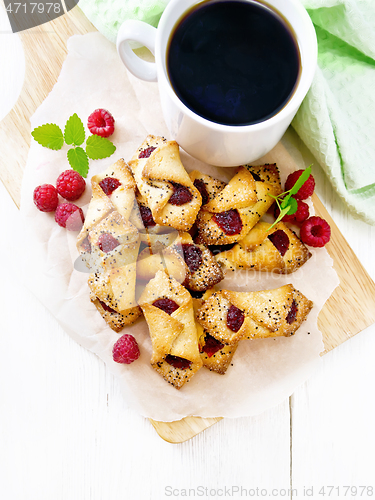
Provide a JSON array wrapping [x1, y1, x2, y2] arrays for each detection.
[[20, 32, 339, 422]]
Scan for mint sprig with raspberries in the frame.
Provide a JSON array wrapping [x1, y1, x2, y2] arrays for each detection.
[[268, 166, 313, 230], [31, 110, 116, 178]]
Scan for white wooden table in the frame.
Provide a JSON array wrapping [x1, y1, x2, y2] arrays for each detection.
[[1, 5, 375, 499]]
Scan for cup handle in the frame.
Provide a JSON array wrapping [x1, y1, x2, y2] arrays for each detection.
[[116, 20, 158, 82]]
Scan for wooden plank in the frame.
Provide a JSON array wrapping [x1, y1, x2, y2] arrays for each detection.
[[150, 193, 375, 443], [0, 6, 96, 208], [2, 6, 375, 444], [313, 194, 375, 354], [149, 416, 223, 444]]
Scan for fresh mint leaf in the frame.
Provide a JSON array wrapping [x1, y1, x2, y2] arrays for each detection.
[[67, 147, 89, 178], [286, 196, 298, 215], [288, 166, 311, 197], [31, 123, 64, 150], [64, 113, 85, 146], [267, 165, 313, 229], [268, 205, 290, 230], [85, 134, 116, 160], [280, 195, 291, 210]]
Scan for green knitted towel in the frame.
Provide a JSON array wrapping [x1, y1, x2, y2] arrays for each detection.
[[78, 0, 375, 224], [78, 0, 169, 43]]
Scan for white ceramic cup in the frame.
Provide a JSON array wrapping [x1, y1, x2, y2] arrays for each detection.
[[117, 0, 317, 166]]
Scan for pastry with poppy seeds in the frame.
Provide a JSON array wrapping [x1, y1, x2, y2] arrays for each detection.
[[87, 211, 140, 273], [91, 158, 136, 219], [77, 158, 137, 261], [129, 189, 179, 250], [189, 170, 227, 207], [137, 231, 224, 292], [216, 221, 311, 273], [195, 164, 282, 245], [196, 284, 313, 344], [89, 292, 142, 333], [88, 255, 140, 315], [87, 213, 140, 326], [128, 135, 202, 231], [138, 270, 203, 389], [136, 241, 187, 284], [193, 290, 238, 375]]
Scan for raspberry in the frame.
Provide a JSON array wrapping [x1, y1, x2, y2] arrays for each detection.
[[33, 184, 59, 212], [87, 109, 115, 137], [56, 170, 86, 201], [274, 198, 309, 224], [55, 203, 84, 231], [285, 169, 315, 200], [112, 334, 140, 364], [300, 216, 331, 247]]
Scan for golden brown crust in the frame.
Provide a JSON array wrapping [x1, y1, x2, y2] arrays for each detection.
[[196, 285, 313, 343], [199, 337, 238, 374], [129, 190, 180, 249], [128, 135, 202, 231], [193, 296, 238, 374], [77, 181, 113, 252], [90, 292, 142, 332], [189, 170, 227, 205], [177, 232, 224, 292], [87, 211, 140, 273], [138, 270, 203, 389], [216, 221, 311, 273], [196, 291, 249, 345], [222, 284, 313, 338], [202, 167, 257, 213], [196, 165, 282, 246], [136, 231, 224, 292], [91, 158, 137, 220], [88, 241, 139, 313], [136, 244, 187, 283], [77, 159, 137, 259]]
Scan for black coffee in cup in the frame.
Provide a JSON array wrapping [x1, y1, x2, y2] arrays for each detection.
[[167, 0, 301, 126]]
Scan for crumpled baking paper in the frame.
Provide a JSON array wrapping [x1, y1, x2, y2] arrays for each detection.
[[20, 32, 339, 422]]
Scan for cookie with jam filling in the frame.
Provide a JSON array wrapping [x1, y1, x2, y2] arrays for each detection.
[[195, 164, 282, 245], [136, 231, 224, 292], [193, 290, 238, 375], [196, 284, 313, 344], [128, 135, 202, 231], [138, 270, 203, 389], [215, 221, 311, 274]]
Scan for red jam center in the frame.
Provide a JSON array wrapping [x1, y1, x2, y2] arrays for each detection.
[[193, 179, 209, 205], [99, 177, 121, 196], [139, 205, 156, 227], [153, 298, 179, 315], [97, 233, 120, 253], [82, 236, 92, 253], [286, 299, 298, 325], [227, 304, 245, 332], [182, 243, 203, 273], [169, 182, 192, 205], [138, 146, 156, 158], [200, 333, 224, 358], [268, 229, 290, 257], [98, 298, 117, 314], [213, 209, 243, 236], [165, 354, 192, 370]]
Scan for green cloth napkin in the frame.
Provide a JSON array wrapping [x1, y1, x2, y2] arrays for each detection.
[[293, 0, 375, 225], [78, 0, 375, 225], [78, 0, 169, 43]]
